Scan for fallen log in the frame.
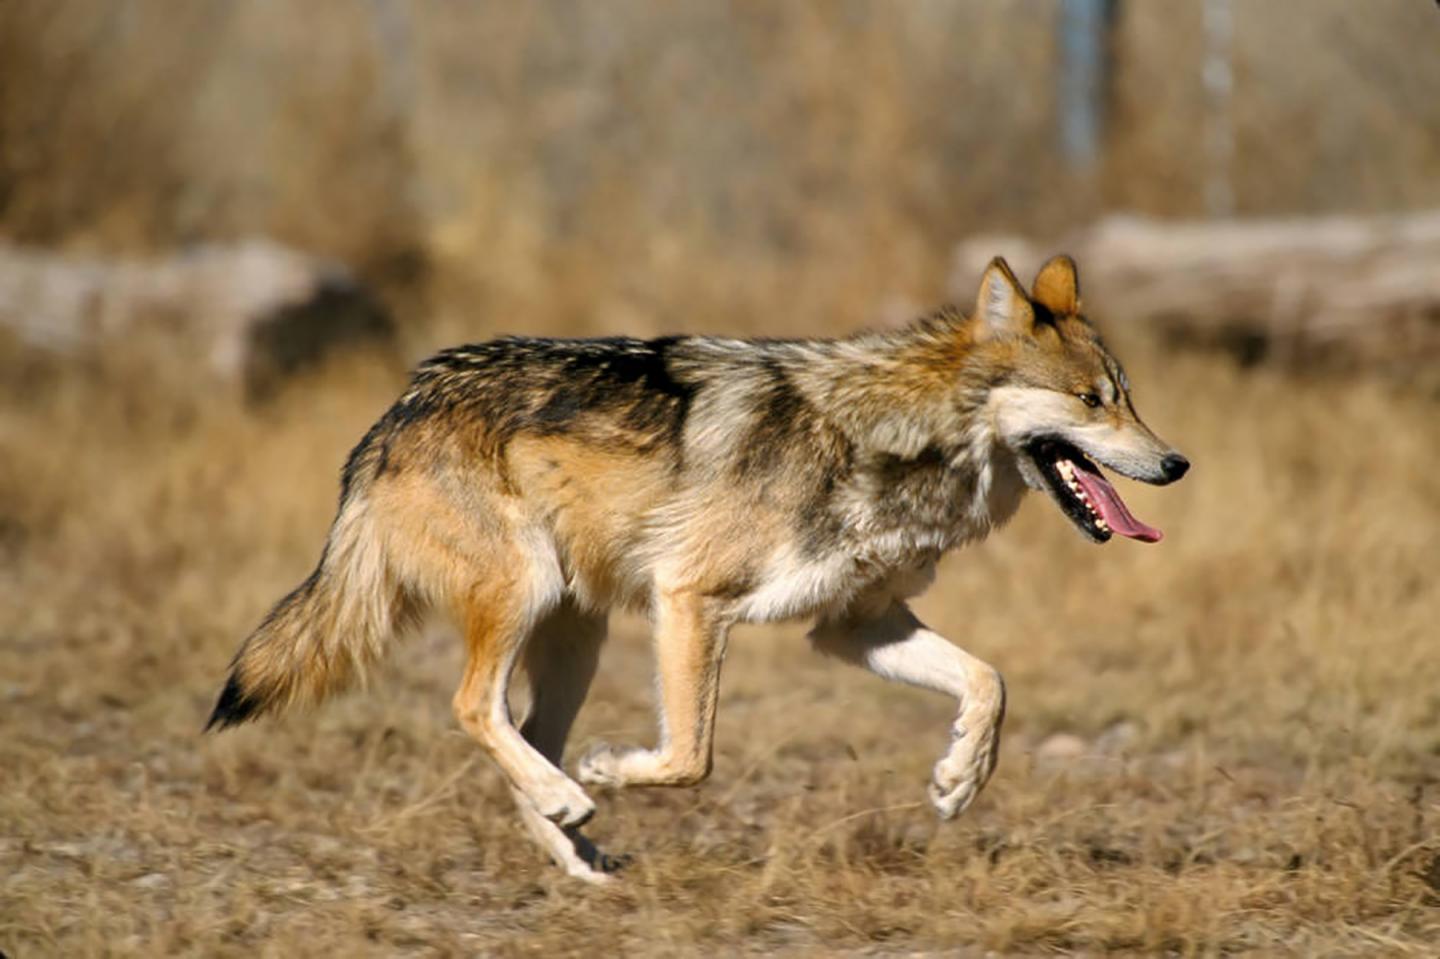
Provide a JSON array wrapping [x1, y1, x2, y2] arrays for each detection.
[[950, 212, 1440, 386], [0, 239, 397, 399]]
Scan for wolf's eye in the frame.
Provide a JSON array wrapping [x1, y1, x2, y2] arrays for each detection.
[[1079, 392, 1102, 408]]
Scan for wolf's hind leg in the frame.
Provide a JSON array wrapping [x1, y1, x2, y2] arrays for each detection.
[[810, 600, 1005, 819], [452, 583, 596, 828], [578, 588, 729, 788], [508, 600, 623, 881], [511, 800, 625, 883]]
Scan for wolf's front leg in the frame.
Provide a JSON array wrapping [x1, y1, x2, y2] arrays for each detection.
[[578, 589, 730, 788], [810, 600, 1006, 819]]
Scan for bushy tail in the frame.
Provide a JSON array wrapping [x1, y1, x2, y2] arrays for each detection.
[[205, 495, 416, 731]]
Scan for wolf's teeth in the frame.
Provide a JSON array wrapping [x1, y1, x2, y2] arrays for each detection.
[[1056, 458, 1106, 528]]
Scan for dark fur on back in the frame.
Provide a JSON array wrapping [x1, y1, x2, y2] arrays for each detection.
[[342, 334, 833, 487], [342, 336, 705, 497]]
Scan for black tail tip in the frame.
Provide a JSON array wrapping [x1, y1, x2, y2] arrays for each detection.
[[204, 673, 264, 733]]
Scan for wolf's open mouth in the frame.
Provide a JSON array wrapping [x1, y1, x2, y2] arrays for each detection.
[[1026, 439, 1163, 544]]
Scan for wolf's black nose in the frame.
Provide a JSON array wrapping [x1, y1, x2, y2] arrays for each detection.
[[1161, 453, 1190, 483]]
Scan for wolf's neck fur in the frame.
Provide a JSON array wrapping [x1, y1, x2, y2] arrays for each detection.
[[781, 313, 1026, 560], [786, 310, 987, 461]]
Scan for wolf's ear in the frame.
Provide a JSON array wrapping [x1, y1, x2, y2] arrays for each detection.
[[974, 257, 1035, 338], [1031, 254, 1080, 316]]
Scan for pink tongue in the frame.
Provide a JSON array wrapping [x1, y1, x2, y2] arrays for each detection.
[[1071, 462, 1164, 543]]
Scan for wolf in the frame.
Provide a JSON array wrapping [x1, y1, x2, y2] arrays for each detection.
[[206, 255, 1188, 881]]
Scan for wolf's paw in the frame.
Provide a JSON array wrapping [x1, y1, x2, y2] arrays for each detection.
[[928, 724, 1000, 820], [562, 849, 632, 885], [585, 847, 633, 877], [576, 742, 641, 787], [928, 770, 980, 820], [530, 777, 596, 828], [568, 862, 618, 885], [563, 844, 630, 884]]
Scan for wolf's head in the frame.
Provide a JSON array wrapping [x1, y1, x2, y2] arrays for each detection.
[[964, 255, 1188, 544]]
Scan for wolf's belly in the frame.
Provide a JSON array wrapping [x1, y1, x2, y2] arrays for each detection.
[[729, 548, 859, 623], [727, 544, 943, 625]]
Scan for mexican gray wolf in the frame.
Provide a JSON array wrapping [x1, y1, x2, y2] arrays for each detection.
[[206, 255, 1189, 881]]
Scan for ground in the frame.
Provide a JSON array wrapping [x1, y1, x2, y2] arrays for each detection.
[[2, 334, 1438, 956]]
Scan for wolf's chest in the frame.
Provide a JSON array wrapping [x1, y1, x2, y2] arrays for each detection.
[[728, 460, 1025, 624]]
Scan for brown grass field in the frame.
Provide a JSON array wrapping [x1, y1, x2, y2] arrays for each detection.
[[2, 312, 1438, 955], [3, 5, 1440, 953]]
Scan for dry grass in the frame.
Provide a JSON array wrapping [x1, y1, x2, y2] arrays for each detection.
[[4, 4, 1440, 952], [2, 318, 1438, 956]]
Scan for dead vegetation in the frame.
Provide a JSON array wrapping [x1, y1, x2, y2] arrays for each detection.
[[3, 1, 1440, 954], [2, 317, 1438, 955]]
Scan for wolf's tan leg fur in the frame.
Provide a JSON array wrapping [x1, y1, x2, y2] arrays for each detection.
[[810, 600, 1005, 819], [452, 588, 596, 828], [578, 589, 729, 788], [506, 600, 624, 882]]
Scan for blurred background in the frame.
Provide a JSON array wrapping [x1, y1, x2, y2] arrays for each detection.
[[4, 0, 1440, 362], [4, 2, 1439, 954]]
